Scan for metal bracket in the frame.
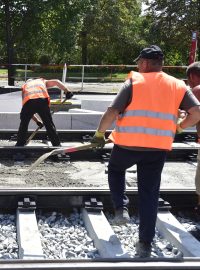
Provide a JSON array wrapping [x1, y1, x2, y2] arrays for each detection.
[[84, 197, 103, 212], [18, 197, 36, 211], [158, 198, 171, 212], [82, 134, 92, 142], [10, 134, 18, 141]]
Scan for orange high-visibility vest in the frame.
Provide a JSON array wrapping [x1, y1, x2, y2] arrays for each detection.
[[109, 71, 186, 150], [22, 78, 50, 106]]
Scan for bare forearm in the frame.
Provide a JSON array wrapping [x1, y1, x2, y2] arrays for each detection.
[[181, 106, 200, 129], [97, 107, 119, 132], [46, 80, 71, 93]]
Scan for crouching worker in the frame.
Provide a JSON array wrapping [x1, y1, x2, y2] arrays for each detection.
[[90, 45, 200, 257], [16, 78, 73, 146]]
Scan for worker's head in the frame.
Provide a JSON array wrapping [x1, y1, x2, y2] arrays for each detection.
[[134, 45, 164, 73], [26, 78, 34, 83], [186, 62, 200, 88]]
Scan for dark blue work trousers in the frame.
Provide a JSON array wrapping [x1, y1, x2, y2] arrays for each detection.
[[108, 144, 167, 243], [16, 98, 60, 146]]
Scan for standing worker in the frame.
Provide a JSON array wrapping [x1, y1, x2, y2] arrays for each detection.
[[16, 78, 73, 146], [90, 45, 200, 257], [186, 62, 200, 213]]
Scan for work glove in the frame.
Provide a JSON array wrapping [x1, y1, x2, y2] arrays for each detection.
[[65, 91, 74, 100], [36, 120, 44, 129], [176, 118, 184, 134], [90, 130, 106, 149]]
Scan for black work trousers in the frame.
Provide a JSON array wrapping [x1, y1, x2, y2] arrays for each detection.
[[108, 144, 167, 243], [16, 98, 60, 146]]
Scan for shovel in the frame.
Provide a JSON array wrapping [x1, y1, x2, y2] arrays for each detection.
[[25, 97, 67, 145], [28, 139, 111, 172]]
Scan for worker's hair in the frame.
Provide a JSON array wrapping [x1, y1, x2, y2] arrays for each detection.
[[186, 62, 200, 78], [147, 58, 163, 67], [143, 58, 163, 72]]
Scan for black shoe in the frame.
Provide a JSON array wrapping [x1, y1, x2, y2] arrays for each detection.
[[135, 240, 152, 258], [114, 207, 130, 225]]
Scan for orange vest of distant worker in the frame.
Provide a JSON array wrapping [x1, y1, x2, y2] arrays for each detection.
[[22, 78, 50, 106], [109, 71, 186, 150]]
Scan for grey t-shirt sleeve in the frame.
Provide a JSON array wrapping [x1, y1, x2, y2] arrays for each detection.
[[179, 89, 200, 111], [109, 79, 132, 112]]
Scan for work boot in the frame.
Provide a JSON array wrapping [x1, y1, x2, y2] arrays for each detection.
[[135, 240, 152, 258], [114, 207, 130, 225]]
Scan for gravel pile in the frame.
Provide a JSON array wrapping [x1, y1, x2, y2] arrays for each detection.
[[0, 210, 199, 260], [0, 214, 18, 259], [37, 209, 183, 259], [106, 213, 183, 258], [37, 209, 99, 259]]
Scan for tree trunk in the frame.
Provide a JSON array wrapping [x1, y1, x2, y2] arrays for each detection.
[[81, 30, 88, 65], [4, 0, 15, 86]]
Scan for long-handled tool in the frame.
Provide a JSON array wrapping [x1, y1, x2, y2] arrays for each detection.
[[28, 139, 111, 172], [25, 97, 67, 145]]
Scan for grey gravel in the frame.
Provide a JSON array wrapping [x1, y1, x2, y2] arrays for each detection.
[[0, 214, 18, 259], [106, 212, 183, 258], [37, 209, 100, 259]]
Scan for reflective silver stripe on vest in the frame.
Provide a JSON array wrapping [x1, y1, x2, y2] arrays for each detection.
[[121, 110, 177, 124], [115, 126, 175, 138], [26, 83, 45, 90], [23, 89, 47, 98]]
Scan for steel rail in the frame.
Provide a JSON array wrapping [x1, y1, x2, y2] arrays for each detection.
[[0, 129, 196, 141], [0, 188, 198, 269], [0, 187, 196, 210], [0, 257, 200, 270]]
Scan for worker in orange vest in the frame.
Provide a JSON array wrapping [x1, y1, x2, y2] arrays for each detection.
[[90, 45, 200, 257], [186, 62, 200, 213], [16, 78, 73, 146]]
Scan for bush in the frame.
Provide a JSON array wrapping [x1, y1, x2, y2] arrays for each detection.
[[38, 55, 50, 65]]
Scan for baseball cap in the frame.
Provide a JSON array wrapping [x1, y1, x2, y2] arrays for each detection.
[[134, 45, 164, 62]]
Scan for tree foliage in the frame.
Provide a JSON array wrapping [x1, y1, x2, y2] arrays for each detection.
[[0, 0, 199, 65], [143, 0, 200, 65]]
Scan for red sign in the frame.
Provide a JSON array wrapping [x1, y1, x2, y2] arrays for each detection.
[[189, 31, 198, 64]]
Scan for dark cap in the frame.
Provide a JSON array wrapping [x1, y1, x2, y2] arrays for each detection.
[[134, 45, 164, 62]]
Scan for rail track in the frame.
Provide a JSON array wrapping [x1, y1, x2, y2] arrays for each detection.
[[0, 188, 199, 269], [0, 130, 198, 269]]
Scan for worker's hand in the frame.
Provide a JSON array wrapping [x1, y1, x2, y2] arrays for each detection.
[[65, 91, 74, 100], [176, 118, 184, 134], [36, 120, 44, 129], [91, 130, 106, 149], [178, 109, 187, 119]]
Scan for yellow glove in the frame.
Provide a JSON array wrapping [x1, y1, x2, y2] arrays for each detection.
[[176, 118, 184, 134], [91, 130, 106, 148]]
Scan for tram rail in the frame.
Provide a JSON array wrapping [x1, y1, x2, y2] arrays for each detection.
[[0, 130, 198, 269], [0, 188, 198, 269]]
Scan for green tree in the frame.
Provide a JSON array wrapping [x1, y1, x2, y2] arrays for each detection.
[[80, 0, 143, 64], [143, 0, 200, 65]]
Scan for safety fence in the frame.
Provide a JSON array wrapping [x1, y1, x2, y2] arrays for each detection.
[[0, 63, 188, 91]]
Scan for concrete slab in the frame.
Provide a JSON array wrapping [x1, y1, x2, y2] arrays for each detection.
[[0, 91, 21, 112], [81, 99, 112, 112], [71, 113, 103, 130], [16, 209, 44, 259], [156, 211, 200, 257], [82, 208, 130, 258]]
